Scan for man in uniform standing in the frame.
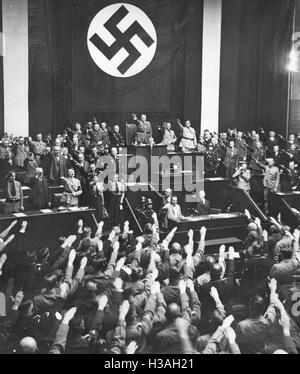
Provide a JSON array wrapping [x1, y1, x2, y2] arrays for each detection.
[[28, 133, 46, 166], [224, 140, 239, 180], [134, 196, 148, 230], [262, 158, 280, 214], [235, 131, 248, 162], [232, 161, 251, 194], [133, 113, 153, 145], [281, 160, 300, 192], [177, 119, 197, 153]]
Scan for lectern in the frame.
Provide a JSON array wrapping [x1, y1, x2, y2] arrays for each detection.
[[127, 144, 168, 182]]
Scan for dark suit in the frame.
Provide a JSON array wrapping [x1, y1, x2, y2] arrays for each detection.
[[30, 177, 49, 210], [271, 151, 284, 167], [224, 147, 239, 179], [235, 139, 247, 161], [269, 258, 300, 285], [49, 155, 68, 185], [265, 138, 279, 156], [0, 146, 13, 183], [196, 199, 211, 215], [197, 258, 235, 334]]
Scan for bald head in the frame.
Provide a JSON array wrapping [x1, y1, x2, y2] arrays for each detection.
[[247, 222, 257, 232], [204, 256, 215, 272], [273, 349, 288, 354], [171, 242, 182, 254], [167, 303, 181, 321], [165, 188, 172, 197], [19, 337, 38, 354]]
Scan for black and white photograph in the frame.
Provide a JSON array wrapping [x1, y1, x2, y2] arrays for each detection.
[[0, 0, 299, 358]]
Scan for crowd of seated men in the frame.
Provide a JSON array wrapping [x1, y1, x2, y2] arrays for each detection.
[[0, 208, 298, 354], [0, 117, 299, 217]]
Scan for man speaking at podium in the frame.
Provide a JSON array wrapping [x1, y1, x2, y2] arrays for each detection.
[[194, 190, 211, 216]]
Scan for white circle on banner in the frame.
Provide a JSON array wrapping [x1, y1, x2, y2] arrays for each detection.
[[87, 3, 157, 78]]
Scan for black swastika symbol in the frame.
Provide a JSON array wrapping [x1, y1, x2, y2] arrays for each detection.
[[89, 5, 155, 75]]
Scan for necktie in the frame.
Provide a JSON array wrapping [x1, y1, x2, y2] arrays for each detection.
[[173, 206, 177, 218], [11, 182, 16, 197]]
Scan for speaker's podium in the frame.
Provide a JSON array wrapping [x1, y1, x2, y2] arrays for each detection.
[[127, 144, 168, 181], [128, 144, 168, 157]]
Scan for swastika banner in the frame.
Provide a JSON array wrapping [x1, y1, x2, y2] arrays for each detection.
[[71, 0, 203, 122]]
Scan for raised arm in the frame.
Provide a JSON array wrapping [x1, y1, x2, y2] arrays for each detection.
[[193, 226, 206, 269], [110, 300, 130, 354], [226, 246, 236, 291], [49, 307, 77, 354], [178, 280, 192, 323], [103, 238, 119, 278], [218, 245, 226, 279], [209, 287, 226, 318], [0, 220, 17, 243], [176, 118, 184, 130], [186, 279, 201, 324], [292, 228, 300, 260], [161, 227, 177, 251], [175, 317, 195, 354]]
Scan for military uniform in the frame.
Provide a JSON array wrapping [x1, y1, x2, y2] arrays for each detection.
[[179, 127, 197, 153], [204, 149, 219, 177], [28, 140, 46, 165], [134, 120, 153, 145], [263, 165, 280, 212], [281, 168, 299, 192], [235, 138, 248, 161], [61, 176, 82, 207], [110, 131, 125, 149], [160, 129, 177, 152], [224, 147, 239, 180], [236, 169, 251, 193]]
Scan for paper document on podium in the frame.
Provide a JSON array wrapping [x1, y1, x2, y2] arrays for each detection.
[[13, 213, 27, 218]]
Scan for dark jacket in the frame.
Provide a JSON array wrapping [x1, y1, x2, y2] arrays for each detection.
[[196, 199, 211, 216]]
